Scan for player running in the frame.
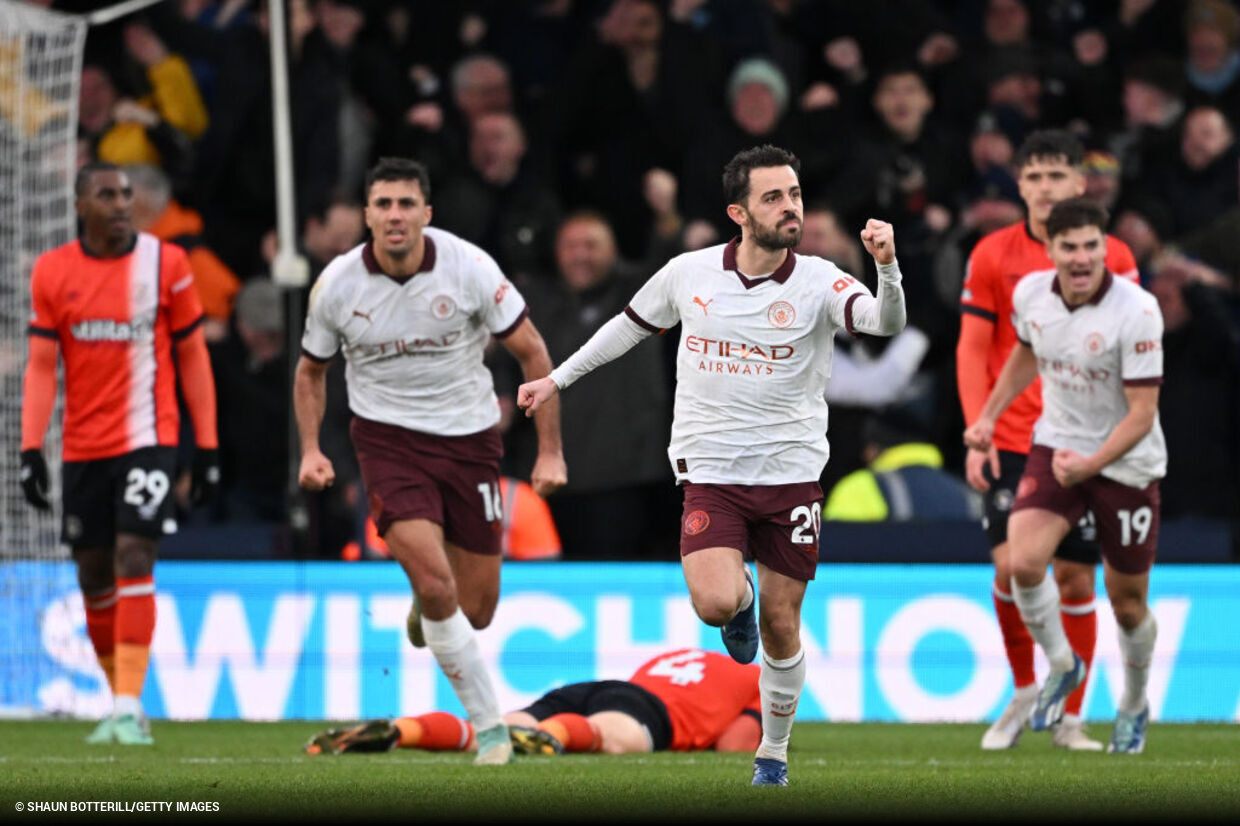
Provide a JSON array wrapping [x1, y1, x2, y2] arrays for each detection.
[[294, 157, 566, 766], [20, 162, 220, 745], [305, 648, 760, 756], [965, 198, 1165, 755], [956, 130, 1139, 751], [518, 144, 907, 786]]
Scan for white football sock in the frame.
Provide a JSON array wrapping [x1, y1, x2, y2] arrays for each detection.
[[114, 694, 143, 718], [756, 648, 805, 762], [422, 608, 502, 732], [737, 574, 754, 613], [1118, 611, 1158, 715], [1012, 575, 1075, 671]]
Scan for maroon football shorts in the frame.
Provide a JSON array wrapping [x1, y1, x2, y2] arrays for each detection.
[[679, 481, 824, 581], [350, 416, 504, 556], [1011, 445, 1160, 574]]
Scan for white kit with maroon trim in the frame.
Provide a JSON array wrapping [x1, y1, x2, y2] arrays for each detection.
[[551, 238, 906, 486], [301, 226, 528, 436], [1012, 268, 1167, 488]]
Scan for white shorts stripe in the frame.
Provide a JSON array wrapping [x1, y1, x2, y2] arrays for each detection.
[[127, 234, 161, 450]]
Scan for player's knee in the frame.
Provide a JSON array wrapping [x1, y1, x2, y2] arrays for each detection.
[[413, 571, 458, 617], [759, 614, 799, 648], [690, 594, 736, 627], [113, 536, 156, 579], [461, 600, 495, 630], [1109, 596, 1146, 630]]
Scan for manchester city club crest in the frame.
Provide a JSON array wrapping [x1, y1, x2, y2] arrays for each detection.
[[767, 300, 796, 329], [1084, 332, 1105, 354], [431, 295, 456, 321]]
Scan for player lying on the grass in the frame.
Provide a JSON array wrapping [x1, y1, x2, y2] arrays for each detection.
[[305, 648, 760, 756], [964, 198, 1165, 755]]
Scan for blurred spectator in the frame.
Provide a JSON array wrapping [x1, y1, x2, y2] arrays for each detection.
[[1081, 149, 1123, 211], [433, 111, 562, 284], [261, 195, 365, 278], [680, 56, 848, 248], [79, 22, 208, 194], [1178, 206, 1240, 285], [1183, 0, 1240, 119], [310, 0, 369, 195], [127, 163, 241, 340], [551, 0, 721, 258], [1143, 105, 1238, 236], [1112, 196, 1175, 285], [1148, 252, 1240, 522], [209, 279, 289, 523], [1108, 55, 1186, 185], [824, 418, 983, 522], [151, 0, 342, 277], [498, 211, 676, 559]]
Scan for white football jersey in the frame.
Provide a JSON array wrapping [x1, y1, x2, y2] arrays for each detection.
[[1012, 269, 1167, 487], [302, 227, 527, 436], [627, 240, 878, 485]]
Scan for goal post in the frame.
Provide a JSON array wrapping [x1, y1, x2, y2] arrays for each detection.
[[0, 0, 87, 716]]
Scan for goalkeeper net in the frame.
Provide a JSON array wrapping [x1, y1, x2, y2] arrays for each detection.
[[0, 0, 86, 717]]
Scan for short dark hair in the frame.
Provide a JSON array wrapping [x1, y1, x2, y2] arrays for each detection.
[[364, 157, 432, 201], [74, 161, 121, 196], [722, 145, 801, 205], [1013, 129, 1084, 171], [1046, 197, 1109, 240]]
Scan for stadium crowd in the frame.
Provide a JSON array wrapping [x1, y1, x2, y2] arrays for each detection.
[[51, 0, 1240, 560]]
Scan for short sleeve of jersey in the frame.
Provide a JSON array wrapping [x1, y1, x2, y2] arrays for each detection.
[[822, 265, 873, 333], [470, 248, 527, 336], [302, 275, 341, 360], [960, 243, 999, 320], [626, 260, 680, 330], [164, 244, 205, 336], [28, 254, 59, 335], [1120, 298, 1164, 382]]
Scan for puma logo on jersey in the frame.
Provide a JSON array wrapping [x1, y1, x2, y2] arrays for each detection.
[[693, 296, 714, 315], [352, 309, 372, 322]]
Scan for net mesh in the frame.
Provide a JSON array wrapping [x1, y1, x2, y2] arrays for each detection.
[[0, 0, 86, 716]]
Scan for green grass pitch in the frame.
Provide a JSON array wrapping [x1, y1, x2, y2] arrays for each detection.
[[1, 721, 1237, 822]]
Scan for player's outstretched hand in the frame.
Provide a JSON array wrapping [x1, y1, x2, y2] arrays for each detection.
[[517, 377, 559, 418], [190, 448, 221, 506], [860, 218, 896, 266], [1052, 448, 1093, 488], [531, 452, 568, 498], [19, 449, 50, 511], [964, 445, 1000, 493], [299, 450, 335, 491]]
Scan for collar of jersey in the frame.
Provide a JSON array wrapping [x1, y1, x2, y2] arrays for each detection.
[[362, 236, 436, 282], [1050, 269, 1113, 311], [78, 233, 138, 259], [722, 236, 796, 288]]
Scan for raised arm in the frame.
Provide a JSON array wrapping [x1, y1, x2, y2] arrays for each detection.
[[500, 318, 566, 497], [848, 219, 907, 336]]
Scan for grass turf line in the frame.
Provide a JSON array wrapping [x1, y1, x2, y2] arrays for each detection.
[[0, 721, 1237, 821]]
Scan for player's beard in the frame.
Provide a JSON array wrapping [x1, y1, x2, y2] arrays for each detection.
[[750, 214, 803, 251]]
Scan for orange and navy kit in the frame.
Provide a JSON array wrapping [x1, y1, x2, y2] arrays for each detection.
[[23, 233, 215, 460], [628, 649, 761, 751], [958, 222, 1138, 452]]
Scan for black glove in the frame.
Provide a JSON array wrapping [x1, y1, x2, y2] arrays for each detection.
[[19, 449, 50, 511], [190, 448, 220, 506]]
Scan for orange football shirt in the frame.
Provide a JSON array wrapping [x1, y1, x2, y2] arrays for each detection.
[[628, 649, 760, 751], [959, 222, 1138, 453], [28, 233, 205, 461]]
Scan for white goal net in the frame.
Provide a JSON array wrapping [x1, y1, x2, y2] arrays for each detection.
[[0, 0, 86, 716]]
